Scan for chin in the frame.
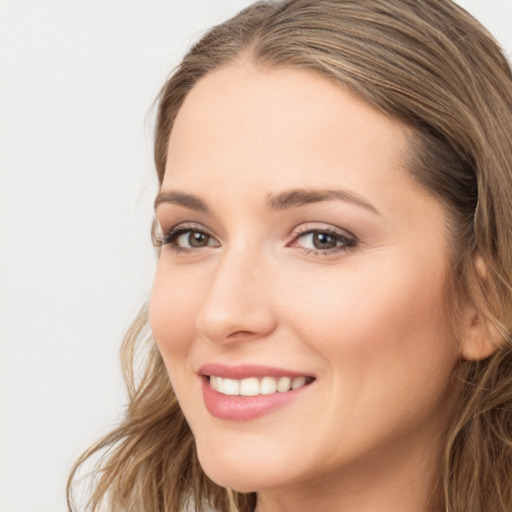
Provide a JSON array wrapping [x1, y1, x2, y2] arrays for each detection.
[[198, 457, 262, 493], [195, 438, 293, 493]]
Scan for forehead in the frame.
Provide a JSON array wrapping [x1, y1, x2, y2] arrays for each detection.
[[168, 60, 411, 160], [163, 61, 429, 215]]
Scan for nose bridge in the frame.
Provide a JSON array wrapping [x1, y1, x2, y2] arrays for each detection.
[[195, 241, 277, 343]]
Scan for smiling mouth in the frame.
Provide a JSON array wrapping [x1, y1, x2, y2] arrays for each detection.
[[206, 375, 315, 396]]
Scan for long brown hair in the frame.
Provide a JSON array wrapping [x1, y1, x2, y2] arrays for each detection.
[[67, 1, 512, 511]]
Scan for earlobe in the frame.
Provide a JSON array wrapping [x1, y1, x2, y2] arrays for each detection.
[[459, 256, 502, 361]]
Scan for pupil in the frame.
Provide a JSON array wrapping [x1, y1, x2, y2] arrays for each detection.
[[189, 232, 208, 247], [313, 232, 336, 249]]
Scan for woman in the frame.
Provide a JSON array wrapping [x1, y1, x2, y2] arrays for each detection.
[[67, 1, 512, 511]]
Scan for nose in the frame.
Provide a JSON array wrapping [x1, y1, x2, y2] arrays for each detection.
[[195, 246, 278, 344]]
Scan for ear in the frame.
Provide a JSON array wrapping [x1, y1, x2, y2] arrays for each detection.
[[459, 256, 502, 361]]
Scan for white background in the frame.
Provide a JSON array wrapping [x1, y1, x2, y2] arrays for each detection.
[[0, 1, 511, 511]]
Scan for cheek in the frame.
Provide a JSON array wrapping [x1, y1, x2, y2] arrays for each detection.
[[149, 261, 203, 360], [278, 258, 460, 454], [149, 261, 209, 421], [281, 255, 458, 390]]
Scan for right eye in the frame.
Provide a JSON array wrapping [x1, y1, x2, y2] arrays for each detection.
[[172, 230, 214, 248], [160, 224, 220, 252]]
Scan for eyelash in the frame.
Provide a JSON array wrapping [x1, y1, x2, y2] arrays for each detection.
[[156, 222, 357, 256]]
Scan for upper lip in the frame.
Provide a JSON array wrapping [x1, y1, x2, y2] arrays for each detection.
[[198, 363, 315, 380]]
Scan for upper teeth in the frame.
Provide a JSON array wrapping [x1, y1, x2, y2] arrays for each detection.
[[209, 375, 308, 396]]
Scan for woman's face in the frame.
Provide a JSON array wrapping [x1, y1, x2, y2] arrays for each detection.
[[150, 62, 462, 499]]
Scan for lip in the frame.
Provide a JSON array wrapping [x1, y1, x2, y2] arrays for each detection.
[[198, 363, 314, 379], [199, 364, 315, 421]]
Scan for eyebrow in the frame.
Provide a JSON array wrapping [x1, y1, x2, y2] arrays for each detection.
[[266, 188, 379, 214], [154, 191, 211, 214], [154, 188, 379, 215]]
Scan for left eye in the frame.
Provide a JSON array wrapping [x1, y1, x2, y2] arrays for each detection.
[[293, 229, 356, 252]]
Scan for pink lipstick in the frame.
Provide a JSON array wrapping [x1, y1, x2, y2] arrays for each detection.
[[199, 364, 315, 421]]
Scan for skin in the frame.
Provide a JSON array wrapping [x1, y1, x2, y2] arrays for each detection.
[[150, 60, 467, 512]]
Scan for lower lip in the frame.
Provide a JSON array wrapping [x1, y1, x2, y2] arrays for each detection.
[[202, 378, 311, 421]]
